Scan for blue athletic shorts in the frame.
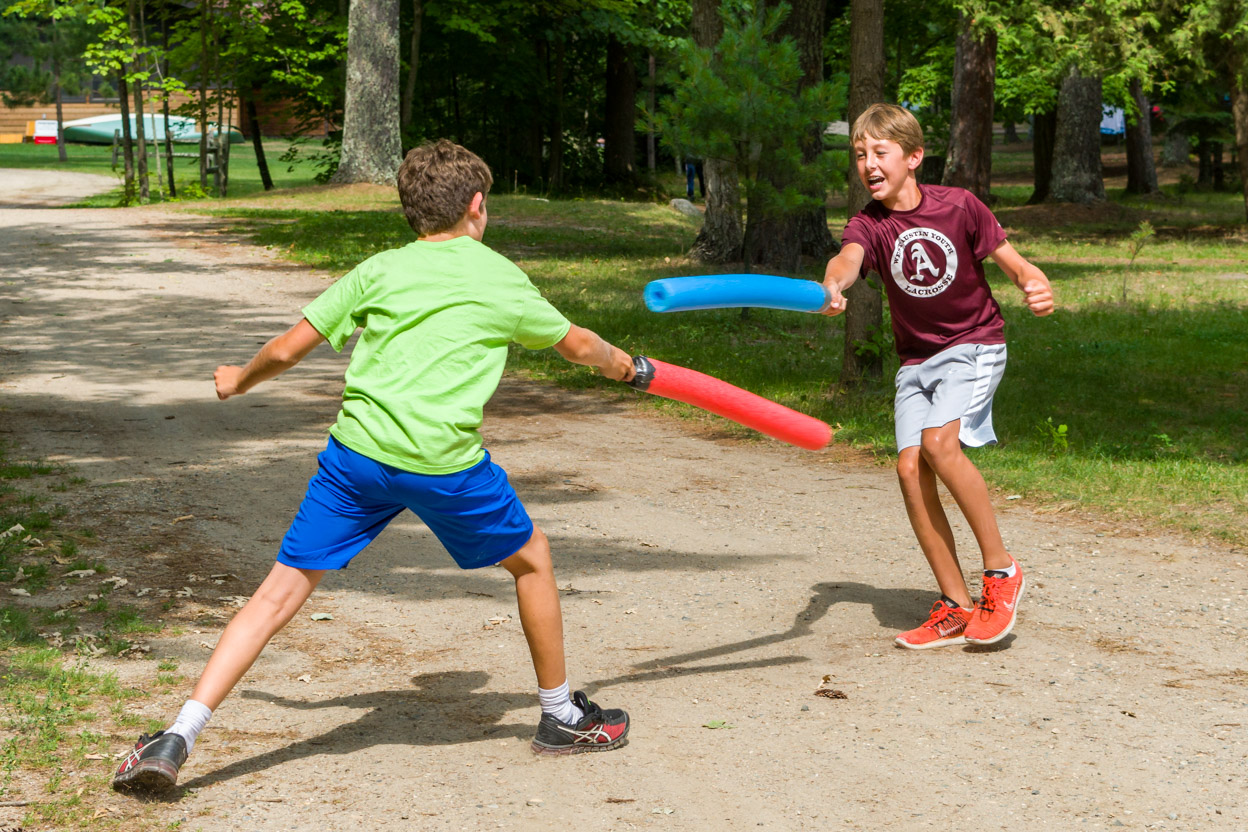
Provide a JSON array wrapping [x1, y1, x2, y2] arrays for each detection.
[[277, 436, 535, 571]]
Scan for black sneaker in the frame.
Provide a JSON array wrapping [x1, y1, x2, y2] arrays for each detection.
[[112, 730, 187, 792], [531, 690, 629, 756]]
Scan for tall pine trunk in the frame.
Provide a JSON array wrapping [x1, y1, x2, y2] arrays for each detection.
[[547, 38, 566, 191], [942, 14, 996, 201], [161, 13, 176, 199], [52, 16, 67, 162], [603, 36, 637, 184], [117, 70, 136, 203], [1028, 109, 1057, 203], [841, 0, 886, 385], [689, 0, 742, 263], [400, 0, 422, 128], [129, 0, 149, 202], [646, 52, 656, 173], [199, 0, 209, 190], [333, 0, 403, 185], [1049, 65, 1105, 203], [1230, 58, 1248, 222], [1124, 77, 1160, 195]]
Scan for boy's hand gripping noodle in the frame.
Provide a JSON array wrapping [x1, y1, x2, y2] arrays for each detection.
[[644, 275, 832, 314], [627, 356, 832, 451]]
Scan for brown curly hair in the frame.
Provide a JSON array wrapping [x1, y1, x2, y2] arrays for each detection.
[[396, 140, 494, 236]]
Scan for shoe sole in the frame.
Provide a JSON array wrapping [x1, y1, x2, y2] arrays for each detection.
[[894, 634, 966, 650], [112, 760, 179, 792], [965, 576, 1026, 645], [530, 735, 629, 756]]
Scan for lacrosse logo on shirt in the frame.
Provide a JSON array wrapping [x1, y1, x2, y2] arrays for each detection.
[[889, 227, 959, 298]]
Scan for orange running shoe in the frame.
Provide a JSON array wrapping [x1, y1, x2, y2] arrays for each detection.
[[894, 598, 971, 650], [965, 557, 1026, 645]]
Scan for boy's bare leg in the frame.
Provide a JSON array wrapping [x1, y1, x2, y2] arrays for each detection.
[[897, 446, 972, 608], [918, 420, 1012, 572], [501, 527, 567, 690], [190, 562, 326, 710]]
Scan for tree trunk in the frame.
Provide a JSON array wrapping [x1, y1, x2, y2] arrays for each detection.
[[161, 13, 176, 199], [769, 0, 835, 261], [841, 0, 886, 386], [52, 17, 67, 163], [1048, 65, 1105, 203], [547, 38, 566, 191], [1232, 75, 1248, 222], [646, 51, 656, 173], [117, 70, 136, 202], [245, 92, 273, 190], [332, 0, 403, 185], [132, 77, 150, 202], [1003, 121, 1019, 143], [221, 95, 234, 197], [1124, 77, 1159, 195], [400, 0, 423, 127], [1028, 109, 1056, 203], [1161, 123, 1190, 167], [689, 0, 742, 262], [603, 35, 637, 184], [163, 94, 176, 199], [942, 14, 996, 202], [53, 74, 67, 163], [1197, 139, 1212, 186], [199, 0, 209, 190]]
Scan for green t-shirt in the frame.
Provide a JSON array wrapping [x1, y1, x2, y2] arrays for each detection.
[[302, 236, 571, 474]]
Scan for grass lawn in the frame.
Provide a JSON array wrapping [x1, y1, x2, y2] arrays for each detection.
[[0, 442, 175, 829], [7, 139, 1245, 545], [0, 138, 323, 203]]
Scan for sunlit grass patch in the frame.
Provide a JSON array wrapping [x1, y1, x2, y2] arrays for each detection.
[[201, 180, 1248, 545]]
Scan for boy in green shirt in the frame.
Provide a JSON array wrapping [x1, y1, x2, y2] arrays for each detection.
[[114, 140, 635, 792]]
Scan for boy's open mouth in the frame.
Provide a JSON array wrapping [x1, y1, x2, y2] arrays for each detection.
[[867, 174, 885, 186]]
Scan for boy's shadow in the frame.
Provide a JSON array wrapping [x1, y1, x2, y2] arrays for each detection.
[[582, 582, 928, 695], [178, 670, 531, 791]]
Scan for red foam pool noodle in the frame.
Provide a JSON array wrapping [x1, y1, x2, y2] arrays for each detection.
[[642, 358, 831, 451]]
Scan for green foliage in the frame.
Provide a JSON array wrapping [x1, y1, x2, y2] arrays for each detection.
[[1121, 219, 1155, 302], [655, 1, 844, 264], [1036, 417, 1069, 454]]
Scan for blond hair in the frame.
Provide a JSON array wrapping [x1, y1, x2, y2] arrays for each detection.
[[850, 103, 924, 154], [396, 139, 494, 236]]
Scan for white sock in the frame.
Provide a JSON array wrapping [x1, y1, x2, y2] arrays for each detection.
[[986, 562, 1017, 578], [538, 681, 584, 725], [167, 699, 213, 754]]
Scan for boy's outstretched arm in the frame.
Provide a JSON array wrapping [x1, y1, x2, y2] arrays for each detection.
[[553, 324, 636, 382], [990, 241, 1054, 317], [820, 243, 866, 316], [215, 318, 326, 400]]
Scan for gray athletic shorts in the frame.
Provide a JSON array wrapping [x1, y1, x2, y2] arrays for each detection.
[[894, 343, 1008, 451]]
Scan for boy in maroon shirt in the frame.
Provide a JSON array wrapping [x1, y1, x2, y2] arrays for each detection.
[[822, 103, 1054, 649]]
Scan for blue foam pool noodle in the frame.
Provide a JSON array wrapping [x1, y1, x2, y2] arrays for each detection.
[[644, 275, 831, 313]]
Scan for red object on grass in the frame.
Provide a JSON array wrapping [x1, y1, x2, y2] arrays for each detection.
[[629, 356, 831, 451]]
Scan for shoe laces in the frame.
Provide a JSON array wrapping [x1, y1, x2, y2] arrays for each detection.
[[923, 601, 961, 629], [979, 575, 1003, 615]]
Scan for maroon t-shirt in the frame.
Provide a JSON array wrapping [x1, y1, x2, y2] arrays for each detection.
[[841, 184, 1008, 365]]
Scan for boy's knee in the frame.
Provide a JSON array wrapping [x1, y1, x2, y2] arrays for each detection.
[[920, 430, 960, 465], [501, 528, 552, 579], [896, 448, 921, 485]]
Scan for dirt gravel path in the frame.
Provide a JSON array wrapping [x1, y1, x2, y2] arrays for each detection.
[[1, 172, 1244, 831]]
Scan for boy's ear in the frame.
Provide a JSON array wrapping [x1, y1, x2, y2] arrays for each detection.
[[469, 191, 485, 216], [906, 147, 926, 172]]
